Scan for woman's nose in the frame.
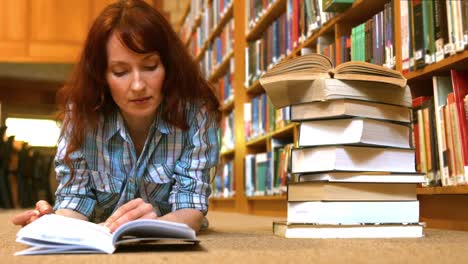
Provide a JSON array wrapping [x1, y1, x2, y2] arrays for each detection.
[[131, 71, 145, 91]]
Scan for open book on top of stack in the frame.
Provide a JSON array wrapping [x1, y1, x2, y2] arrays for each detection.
[[259, 53, 424, 239], [259, 53, 411, 108]]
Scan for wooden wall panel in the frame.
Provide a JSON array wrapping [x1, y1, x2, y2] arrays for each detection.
[[0, 0, 28, 59], [90, 0, 117, 22], [0, 0, 27, 41], [30, 0, 90, 43]]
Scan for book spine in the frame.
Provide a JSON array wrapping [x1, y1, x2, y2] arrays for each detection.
[[412, 0, 426, 69], [450, 70, 468, 181]]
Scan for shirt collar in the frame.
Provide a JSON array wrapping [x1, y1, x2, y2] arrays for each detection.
[[103, 105, 173, 142]]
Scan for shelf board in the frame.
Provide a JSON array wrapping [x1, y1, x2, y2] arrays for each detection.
[[195, 4, 234, 62], [293, 19, 336, 57], [246, 134, 268, 148], [405, 50, 468, 81], [417, 186, 468, 195], [220, 148, 235, 157], [337, 0, 389, 24], [246, 122, 298, 147], [176, 1, 191, 33], [247, 195, 286, 201], [209, 196, 236, 202], [184, 16, 202, 47], [246, 0, 286, 41], [220, 99, 234, 112], [271, 123, 298, 138], [208, 51, 234, 82], [246, 80, 264, 96]]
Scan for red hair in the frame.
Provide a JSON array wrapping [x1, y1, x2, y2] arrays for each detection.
[[57, 0, 220, 169]]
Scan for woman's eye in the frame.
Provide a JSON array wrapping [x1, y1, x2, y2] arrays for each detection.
[[112, 71, 127, 77], [144, 65, 158, 71]]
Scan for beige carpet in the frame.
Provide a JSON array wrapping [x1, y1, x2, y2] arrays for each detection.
[[1, 209, 468, 263]]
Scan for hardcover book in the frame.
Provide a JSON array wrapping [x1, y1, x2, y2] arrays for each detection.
[[290, 99, 411, 123], [287, 181, 417, 201], [291, 145, 416, 174], [273, 221, 424, 238], [287, 201, 420, 224], [298, 117, 411, 148]]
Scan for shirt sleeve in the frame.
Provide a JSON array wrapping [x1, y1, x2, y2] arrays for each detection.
[[169, 105, 220, 215], [53, 135, 96, 218]]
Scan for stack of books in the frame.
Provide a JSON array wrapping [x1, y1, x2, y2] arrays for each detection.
[[259, 53, 425, 239]]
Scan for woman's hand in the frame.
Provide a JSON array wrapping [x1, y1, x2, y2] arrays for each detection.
[[11, 200, 54, 227], [104, 198, 157, 233]]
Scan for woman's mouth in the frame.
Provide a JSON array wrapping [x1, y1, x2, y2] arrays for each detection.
[[130, 96, 151, 104]]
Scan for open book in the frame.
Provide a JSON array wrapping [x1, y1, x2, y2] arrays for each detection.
[[15, 214, 198, 255], [259, 54, 410, 108], [261, 53, 406, 87]]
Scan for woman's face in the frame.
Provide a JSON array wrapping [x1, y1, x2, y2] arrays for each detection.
[[106, 32, 165, 124]]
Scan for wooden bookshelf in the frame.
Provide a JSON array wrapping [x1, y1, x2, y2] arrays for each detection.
[[208, 51, 234, 82], [417, 186, 468, 195], [247, 195, 286, 201], [195, 3, 234, 62], [220, 148, 235, 157], [405, 51, 468, 81], [246, 80, 264, 96], [180, 0, 468, 229], [220, 99, 234, 113], [246, 0, 286, 41]]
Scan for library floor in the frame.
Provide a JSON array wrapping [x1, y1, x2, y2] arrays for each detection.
[[1, 210, 468, 264]]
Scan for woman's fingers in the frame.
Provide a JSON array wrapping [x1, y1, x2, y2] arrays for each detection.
[[11, 210, 40, 226], [105, 198, 156, 232], [11, 200, 53, 227], [35, 200, 53, 215], [104, 198, 142, 226]]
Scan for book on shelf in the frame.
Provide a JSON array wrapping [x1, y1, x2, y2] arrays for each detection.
[[287, 181, 417, 202], [287, 200, 420, 224], [412, 95, 432, 174], [297, 171, 425, 183], [432, 76, 452, 186], [450, 70, 468, 179], [15, 214, 198, 255], [273, 221, 424, 239], [420, 97, 441, 186], [298, 117, 411, 148], [447, 93, 466, 184], [290, 99, 411, 123], [291, 145, 416, 174]]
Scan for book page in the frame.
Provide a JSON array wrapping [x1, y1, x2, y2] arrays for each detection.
[[261, 53, 333, 78], [112, 219, 198, 246], [334, 61, 407, 87], [15, 214, 114, 254]]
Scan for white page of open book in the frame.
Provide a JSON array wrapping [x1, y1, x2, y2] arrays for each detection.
[[15, 214, 114, 254]]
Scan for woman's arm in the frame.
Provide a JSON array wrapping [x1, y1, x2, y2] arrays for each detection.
[[55, 209, 89, 221], [168, 105, 219, 227], [157, 208, 204, 232]]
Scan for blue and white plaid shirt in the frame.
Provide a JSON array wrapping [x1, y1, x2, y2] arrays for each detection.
[[53, 104, 219, 223]]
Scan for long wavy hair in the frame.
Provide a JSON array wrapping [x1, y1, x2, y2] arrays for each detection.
[[57, 0, 220, 169]]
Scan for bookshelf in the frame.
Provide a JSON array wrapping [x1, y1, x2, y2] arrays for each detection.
[[179, 0, 468, 229]]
